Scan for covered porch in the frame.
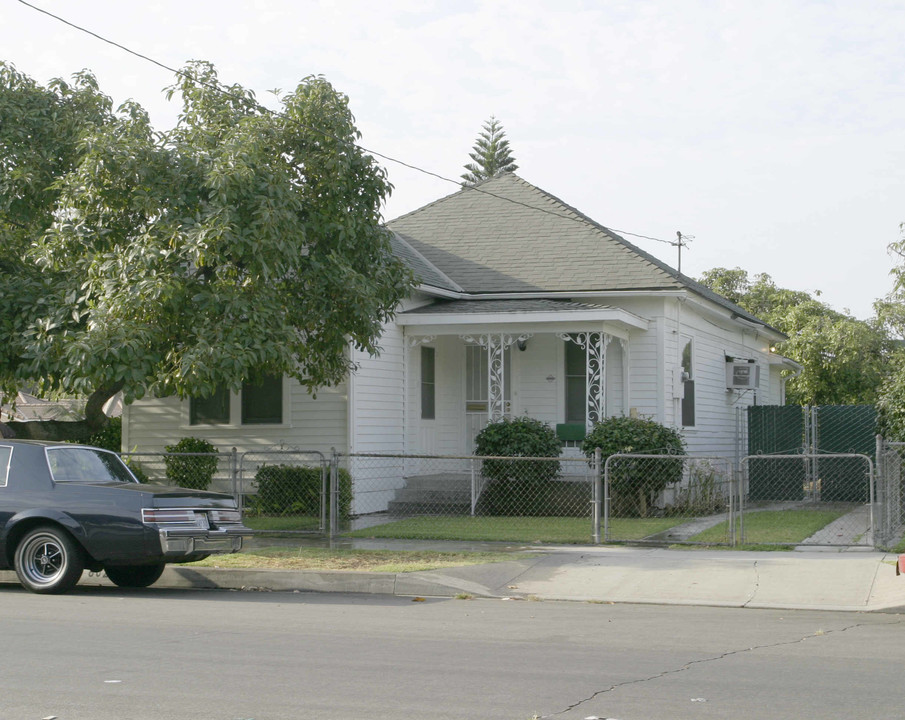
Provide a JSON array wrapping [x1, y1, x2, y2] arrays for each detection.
[[397, 299, 650, 456]]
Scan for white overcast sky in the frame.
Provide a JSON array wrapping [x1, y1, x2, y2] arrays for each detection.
[[3, 0, 904, 321]]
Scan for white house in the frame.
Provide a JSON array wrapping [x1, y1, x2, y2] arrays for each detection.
[[123, 174, 793, 464]]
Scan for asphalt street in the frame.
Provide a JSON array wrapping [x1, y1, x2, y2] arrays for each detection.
[[1, 585, 904, 720]]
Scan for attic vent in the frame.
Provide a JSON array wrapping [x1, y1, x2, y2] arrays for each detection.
[[726, 358, 759, 389]]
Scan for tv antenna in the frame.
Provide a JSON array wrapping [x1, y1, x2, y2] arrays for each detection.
[[674, 231, 694, 273]]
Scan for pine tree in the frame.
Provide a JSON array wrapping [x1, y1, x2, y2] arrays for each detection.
[[461, 115, 518, 185]]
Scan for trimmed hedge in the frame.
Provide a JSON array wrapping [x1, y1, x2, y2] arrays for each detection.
[[249, 464, 352, 520], [474, 417, 562, 516], [164, 436, 219, 490], [581, 416, 686, 517]]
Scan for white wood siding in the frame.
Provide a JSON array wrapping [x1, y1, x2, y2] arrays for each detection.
[[122, 377, 347, 455], [673, 298, 776, 458], [349, 321, 405, 454]]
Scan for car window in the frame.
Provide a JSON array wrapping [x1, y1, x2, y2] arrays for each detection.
[[46, 447, 138, 484], [0, 446, 11, 487]]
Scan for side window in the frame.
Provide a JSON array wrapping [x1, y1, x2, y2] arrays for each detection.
[[421, 346, 436, 420], [680, 336, 695, 427], [0, 446, 11, 487], [242, 374, 283, 425], [190, 386, 230, 425]]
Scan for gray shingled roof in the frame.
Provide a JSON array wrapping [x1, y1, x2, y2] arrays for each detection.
[[387, 173, 777, 332], [389, 232, 462, 293]]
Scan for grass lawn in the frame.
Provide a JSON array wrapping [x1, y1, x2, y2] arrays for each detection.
[[690, 508, 849, 546], [186, 547, 520, 573], [344, 515, 680, 544], [244, 515, 322, 532]]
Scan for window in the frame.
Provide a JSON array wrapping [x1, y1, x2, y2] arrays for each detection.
[[242, 374, 283, 425], [46, 447, 136, 484], [680, 336, 695, 427], [189, 375, 284, 425], [465, 345, 511, 414], [421, 346, 436, 419], [190, 386, 230, 425], [565, 340, 586, 423], [0, 446, 11, 487]]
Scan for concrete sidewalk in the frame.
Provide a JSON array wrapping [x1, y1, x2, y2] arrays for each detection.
[[13, 542, 895, 613], [3, 540, 903, 611]]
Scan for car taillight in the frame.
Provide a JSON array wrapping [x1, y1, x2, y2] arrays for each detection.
[[209, 509, 242, 525], [142, 509, 208, 528]]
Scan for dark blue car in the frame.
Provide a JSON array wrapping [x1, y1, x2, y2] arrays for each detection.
[[0, 440, 251, 594]]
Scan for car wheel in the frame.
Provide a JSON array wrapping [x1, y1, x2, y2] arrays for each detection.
[[14, 525, 85, 594], [104, 563, 166, 588]]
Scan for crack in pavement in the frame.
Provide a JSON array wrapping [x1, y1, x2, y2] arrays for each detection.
[[742, 559, 760, 607], [541, 616, 905, 718]]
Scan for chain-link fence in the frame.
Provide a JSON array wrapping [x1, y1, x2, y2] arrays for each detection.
[[119, 451, 237, 494], [337, 452, 599, 542], [119, 437, 903, 549], [745, 405, 877, 457], [603, 454, 736, 545], [740, 453, 873, 547], [875, 440, 905, 549]]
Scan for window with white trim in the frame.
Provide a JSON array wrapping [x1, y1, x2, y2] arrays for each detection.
[[421, 346, 436, 420], [564, 340, 586, 423], [189, 374, 284, 426], [680, 336, 695, 427]]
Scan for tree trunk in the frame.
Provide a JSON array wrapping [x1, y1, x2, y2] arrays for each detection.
[[84, 381, 124, 433]]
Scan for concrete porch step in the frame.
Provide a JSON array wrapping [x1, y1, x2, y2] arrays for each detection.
[[398, 473, 473, 492], [392, 488, 472, 503], [387, 473, 474, 516], [386, 500, 472, 516]]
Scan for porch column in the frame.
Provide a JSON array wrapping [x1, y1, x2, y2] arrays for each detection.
[[460, 333, 532, 423], [559, 332, 611, 432]]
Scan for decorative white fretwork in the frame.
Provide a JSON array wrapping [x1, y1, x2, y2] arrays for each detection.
[[460, 333, 532, 422], [406, 335, 436, 348], [558, 332, 611, 431]]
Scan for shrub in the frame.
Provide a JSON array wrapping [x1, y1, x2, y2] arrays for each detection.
[[581, 416, 686, 517], [89, 417, 122, 451], [123, 456, 150, 484], [250, 464, 351, 520], [164, 436, 219, 490], [474, 417, 562, 516]]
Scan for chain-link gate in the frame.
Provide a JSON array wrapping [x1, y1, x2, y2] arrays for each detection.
[[237, 451, 329, 534], [603, 454, 736, 545], [740, 453, 873, 547]]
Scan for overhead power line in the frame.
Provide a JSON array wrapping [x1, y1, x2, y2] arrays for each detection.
[[16, 0, 686, 253]]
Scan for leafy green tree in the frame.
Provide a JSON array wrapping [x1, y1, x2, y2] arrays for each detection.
[[875, 232, 905, 437], [0, 63, 114, 407], [461, 115, 518, 185], [0, 61, 414, 432], [699, 267, 891, 405]]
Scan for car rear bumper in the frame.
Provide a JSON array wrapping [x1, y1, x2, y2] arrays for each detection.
[[156, 527, 251, 558]]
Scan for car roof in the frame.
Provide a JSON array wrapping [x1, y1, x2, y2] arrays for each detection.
[[0, 439, 101, 449]]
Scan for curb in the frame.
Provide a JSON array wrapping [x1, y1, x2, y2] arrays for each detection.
[[0, 565, 512, 598]]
